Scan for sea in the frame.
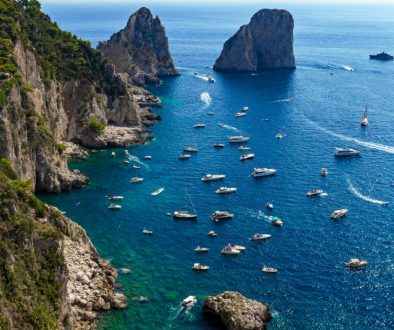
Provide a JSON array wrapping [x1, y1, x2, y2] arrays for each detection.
[[39, 3, 394, 329]]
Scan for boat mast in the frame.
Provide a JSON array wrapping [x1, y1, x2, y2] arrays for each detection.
[[364, 105, 368, 118], [185, 188, 197, 214]]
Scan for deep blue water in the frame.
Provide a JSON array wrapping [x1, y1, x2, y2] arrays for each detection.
[[40, 3, 394, 329]]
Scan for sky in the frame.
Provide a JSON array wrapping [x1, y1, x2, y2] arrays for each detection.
[[41, 0, 394, 4]]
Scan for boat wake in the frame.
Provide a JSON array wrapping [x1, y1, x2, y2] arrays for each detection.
[[127, 155, 148, 168], [303, 115, 394, 155], [347, 178, 388, 205], [200, 91, 212, 106], [218, 123, 241, 133], [272, 97, 293, 103], [193, 73, 210, 82]]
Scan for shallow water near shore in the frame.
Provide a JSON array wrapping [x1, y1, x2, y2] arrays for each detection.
[[40, 3, 394, 329]]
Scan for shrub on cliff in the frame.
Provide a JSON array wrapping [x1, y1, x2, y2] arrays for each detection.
[[88, 117, 106, 136]]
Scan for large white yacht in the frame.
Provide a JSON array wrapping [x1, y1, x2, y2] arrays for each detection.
[[215, 187, 237, 194], [228, 136, 249, 143], [334, 148, 360, 158], [252, 168, 277, 177], [201, 174, 226, 182]]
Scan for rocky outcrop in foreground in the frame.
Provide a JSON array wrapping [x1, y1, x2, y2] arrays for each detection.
[[98, 7, 178, 86], [214, 9, 295, 72], [203, 291, 272, 330]]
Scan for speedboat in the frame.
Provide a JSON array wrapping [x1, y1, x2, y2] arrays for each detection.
[[275, 133, 284, 139], [130, 177, 144, 183], [207, 230, 217, 237], [133, 165, 141, 169], [321, 167, 328, 176], [142, 229, 153, 235], [144, 155, 152, 160], [173, 211, 197, 220], [266, 202, 274, 210], [192, 263, 209, 271], [111, 151, 116, 157], [250, 233, 271, 241], [179, 153, 191, 160], [123, 160, 130, 164], [240, 153, 255, 161], [334, 148, 360, 158], [213, 143, 225, 148], [108, 195, 124, 201], [306, 189, 324, 197], [261, 266, 278, 273], [139, 296, 149, 302], [235, 112, 246, 118], [211, 211, 234, 221], [346, 258, 368, 268], [239, 146, 251, 151], [194, 246, 209, 252], [221, 244, 241, 255], [241, 106, 249, 113], [182, 295, 197, 308], [331, 209, 348, 220], [228, 136, 249, 143], [360, 106, 369, 127], [194, 123, 206, 128], [252, 168, 277, 177], [207, 76, 215, 83], [201, 174, 226, 182], [183, 146, 198, 152], [151, 188, 164, 196], [271, 217, 283, 227], [192, 72, 198, 76], [215, 187, 237, 194], [108, 203, 122, 210]]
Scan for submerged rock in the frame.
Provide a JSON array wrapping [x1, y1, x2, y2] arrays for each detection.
[[214, 9, 295, 72], [202, 291, 272, 330]]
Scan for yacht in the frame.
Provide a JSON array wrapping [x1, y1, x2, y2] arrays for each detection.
[[266, 202, 274, 210], [144, 155, 152, 160], [346, 258, 368, 268], [130, 177, 144, 183], [271, 217, 283, 227], [207, 230, 218, 237], [194, 246, 209, 252], [182, 296, 197, 308], [108, 203, 122, 210], [321, 167, 328, 176], [235, 112, 246, 118], [241, 106, 249, 113], [306, 189, 324, 197], [192, 263, 209, 271], [108, 195, 124, 201], [331, 209, 348, 220], [261, 266, 278, 273], [228, 136, 249, 143], [215, 187, 237, 194], [194, 123, 206, 128], [239, 146, 251, 151], [183, 146, 198, 152], [250, 233, 271, 241], [252, 168, 277, 177], [179, 153, 191, 160], [142, 229, 153, 235], [211, 211, 234, 221], [221, 244, 241, 255], [213, 143, 225, 148], [240, 153, 255, 161], [334, 148, 360, 158], [201, 174, 226, 182], [360, 106, 369, 127], [151, 188, 164, 196], [173, 211, 197, 220]]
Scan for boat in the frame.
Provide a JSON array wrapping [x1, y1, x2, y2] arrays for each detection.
[[221, 244, 241, 255], [130, 177, 144, 183], [271, 216, 283, 227], [266, 202, 274, 210], [321, 167, 328, 176], [360, 106, 369, 127], [207, 230, 217, 237], [228, 136, 249, 143], [151, 188, 164, 196], [179, 153, 191, 160], [306, 189, 324, 197], [215, 187, 237, 194], [207, 112, 215, 115], [250, 233, 271, 241], [123, 160, 130, 164], [334, 148, 360, 158], [252, 168, 277, 177], [183, 146, 198, 152], [346, 258, 368, 268], [201, 174, 226, 182], [207, 76, 215, 83], [275, 133, 284, 139], [213, 143, 225, 148], [331, 209, 348, 220], [235, 112, 246, 118], [111, 151, 116, 157], [369, 51, 393, 61], [240, 153, 255, 161], [261, 266, 278, 273], [139, 296, 149, 302], [133, 165, 141, 169], [192, 263, 209, 271], [173, 211, 197, 220], [194, 123, 206, 128], [142, 229, 153, 235], [241, 106, 249, 113], [144, 155, 152, 160], [194, 246, 209, 252], [192, 72, 198, 76], [182, 295, 197, 308], [108, 195, 124, 201], [108, 203, 122, 210], [239, 146, 250, 151], [124, 150, 129, 155], [211, 211, 234, 221], [231, 244, 246, 251]]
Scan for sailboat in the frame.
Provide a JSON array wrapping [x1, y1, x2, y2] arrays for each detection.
[[173, 189, 197, 220], [360, 106, 368, 127]]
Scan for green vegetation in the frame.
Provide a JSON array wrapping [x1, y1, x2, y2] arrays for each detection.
[[88, 117, 106, 136]]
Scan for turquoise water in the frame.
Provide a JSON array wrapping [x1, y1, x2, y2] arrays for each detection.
[[40, 4, 394, 329]]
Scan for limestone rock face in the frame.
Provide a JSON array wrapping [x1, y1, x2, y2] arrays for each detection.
[[214, 9, 295, 72], [98, 7, 178, 85], [203, 291, 272, 330]]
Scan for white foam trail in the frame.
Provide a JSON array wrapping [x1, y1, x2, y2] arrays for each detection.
[[347, 178, 388, 205], [200, 91, 211, 105], [193, 73, 209, 82], [218, 123, 241, 133], [272, 97, 293, 103], [303, 115, 394, 155], [127, 155, 148, 168]]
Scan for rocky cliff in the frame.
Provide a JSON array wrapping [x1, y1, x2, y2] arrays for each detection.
[[98, 7, 178, 86], [214, 9, 295, 72]]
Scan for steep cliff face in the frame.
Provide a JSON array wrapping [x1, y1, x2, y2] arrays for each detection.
[[98, 7, 178, 86], [214, 9, 295, 72]]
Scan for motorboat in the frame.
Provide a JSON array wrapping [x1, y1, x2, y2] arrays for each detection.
[[182, 295, 197, 308], [360, 106, 369, 127], [261, 266, 278, 273], [133, 165, 141, 169], [271, 217, 283, 227], [207, 112, 215, 115], [192, 72, 198, 76], [235, 112, 246, 118], [194, 246, 209, 252], [111, 151, 116, 157], [215, 187, 237, 194], [123, 160, 130, 164], [192, 263, 209, 271], [334, 148, 360, 158], [139, 296, 149, 302], [119, 268, 132, 274], [239, 146, 251, 151], [213, 143, 225, 148], [108, 203, 122, 210], [151, 188, 164, 196], [173, 211, 197, 220], [130, 177, 144, 183], [194, 123, 206, 128], [144, 155, 152, 160], [306, 189, 324, 197], [108, 195, 124, 201], [211, 211, 234, 221], [207, 231, 217, 237], [275, 133, 284, 139], [183, 146, 198, 152], [241, 106, 249, 113], [207, 76, 215, 83], [221, 244, 241, 255], [142, 229, 153, 235], [331, 209, 348, 220], [179, 153, 191, 160], [240, 153, 255, 161], [201, 174, 226, 182], [252, 168, 277, 177], [346, 258, 368, 268], [250, 233, 271, 241], [228, 136, 249, 143], [321, 167, 328, 176], [231, 244, 245, 251], [266, 202, 274, 210], [124, 150, 129, 155]]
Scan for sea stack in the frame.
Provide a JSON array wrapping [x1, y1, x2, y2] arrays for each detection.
[[98, 7, 178, 85], [214, 9, 295, 72]]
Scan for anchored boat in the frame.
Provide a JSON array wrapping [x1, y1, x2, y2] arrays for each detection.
[[250, 233, 271, 241], [215, 187, 237, 194], [331, 209, 348, 220], [334, 148, 360, 158], [240, 153, 255, 161], [211, 211, 234, 221], [306, 189, 324, 197], [252, 168, 277, 177], [346, 258, 368, 268], [201, 174, 226, 182]]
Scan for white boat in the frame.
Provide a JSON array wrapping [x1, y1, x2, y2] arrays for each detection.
[[215, 187, 237, 194], [144, 155, 152, 160], [108, 203, 122, 210], [321, 167, 328, 176], [213, 143, 225, 148], [228, 136, 249, 143], [207, 76, 215, 83], [235, 112, 246, 118], [252, 168, 277, 177], [130, 177, 144, 183], [192, 263, 209, 271], [275, 133, 284, 139], [211, 211, 234, 221], [124, 150, 129, 155], [262, 266, 278, 273], [221, 244, 241, 255], [360, 106, 368, 127], [241, 106, 249, 113], [182, 295, 197, 307], [201, 174, 226, 182], [207, 112, 215, 115], [194, 123, 206, 128], [331, 209, 348, 220], [179, 153, 191, 159], [183, 146, 198, 152], [334, 148, 360, 158], [239, 146, 251, 151], [173, 211, 197, 220], [250, 233, 271, 241], [306, 189, 324, 197], [151, 188, 164, 196], [194, 246, 209, 252], [346, 258, 368, 268], [133, 165, 141, 169], [266, 202, 274, 210], [111, 151, 116, 157], [142, 229, 153, 235], [207, 231, 218, 237], [231, 244, 245, 251], [240, 153, 255, 161], [123, 160, 130, 164], [108, 195, 124, 201]]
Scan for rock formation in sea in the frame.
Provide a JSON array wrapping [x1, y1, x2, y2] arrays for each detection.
[[202, 291, 272, 329], [214, 9, 296, 72], [98, 7, 179, 86]]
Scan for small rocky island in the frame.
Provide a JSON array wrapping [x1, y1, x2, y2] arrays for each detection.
[[214, 9, 295, 72], [203, 291, 272, 329]]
